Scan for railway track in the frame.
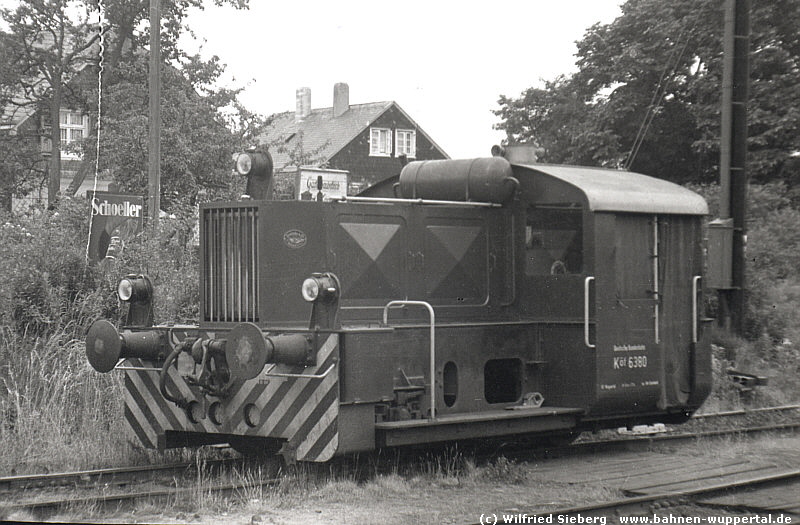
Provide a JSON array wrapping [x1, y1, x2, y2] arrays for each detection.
[[0, 459, 231, 492], [2, 406, 799, 519], [471, 469, 800, 524]]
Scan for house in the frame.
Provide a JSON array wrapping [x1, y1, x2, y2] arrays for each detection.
[[0, 32, 108, 211], [257, 83, 449, 194]]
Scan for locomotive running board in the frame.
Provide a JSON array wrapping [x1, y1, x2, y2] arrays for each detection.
[[374, 407, 583, 448]]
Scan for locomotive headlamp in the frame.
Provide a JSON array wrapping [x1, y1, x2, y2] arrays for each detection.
[[235, 152, 253, 176], [234, 150, 274, 200], [235, 151, 272, 177], [301, 273, 339, 303], [117, 275, 152, 303], [301, 278, 320, 302]]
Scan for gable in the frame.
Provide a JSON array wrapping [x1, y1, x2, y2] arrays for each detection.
[[257, 101, 448, 172], [328, 105, 449, 185]]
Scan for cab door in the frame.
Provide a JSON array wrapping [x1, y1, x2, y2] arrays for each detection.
[[593, 213, 661, 413]]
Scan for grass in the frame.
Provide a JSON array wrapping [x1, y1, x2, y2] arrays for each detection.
[[699, 322, 800, 414], [0, 327, 133, 475]]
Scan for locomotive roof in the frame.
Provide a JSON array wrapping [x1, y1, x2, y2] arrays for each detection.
[[516, 163, 709, 216]]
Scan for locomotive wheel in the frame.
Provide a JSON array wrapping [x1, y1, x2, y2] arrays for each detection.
[[227, 436, 282, 457]]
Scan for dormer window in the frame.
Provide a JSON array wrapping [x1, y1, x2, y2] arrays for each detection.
[[369, 127, 392, 157]]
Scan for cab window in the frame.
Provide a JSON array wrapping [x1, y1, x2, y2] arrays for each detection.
[[525, 204, 583, 275]]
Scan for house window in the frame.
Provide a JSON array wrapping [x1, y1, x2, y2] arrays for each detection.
[[370, 127, 392, 157], [60, 110, 88, 143], [396, 129, 416, 158], [59, 109, 88, 157]]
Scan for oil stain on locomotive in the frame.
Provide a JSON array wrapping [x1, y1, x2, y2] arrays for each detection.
[[86, 147, 711, 462]]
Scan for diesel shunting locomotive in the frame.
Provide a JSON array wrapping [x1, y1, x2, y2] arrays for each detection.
[[86, 149, 711, 462]]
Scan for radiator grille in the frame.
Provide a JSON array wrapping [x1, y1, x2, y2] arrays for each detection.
[[202, 206, 258, 322]]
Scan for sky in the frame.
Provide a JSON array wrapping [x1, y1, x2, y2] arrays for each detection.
[[0, 0, 625, 159], [180, 0, 624, 159]]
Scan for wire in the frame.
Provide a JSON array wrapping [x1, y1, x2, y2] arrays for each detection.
[[624, 29, 686, 170], [624, 10, 699, 171], [626, 35, 692, 170], [85, 0, 106, 264]]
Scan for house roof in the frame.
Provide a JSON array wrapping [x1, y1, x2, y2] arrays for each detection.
[[0, 94, 38, 131], [516, 163, 709, 215], [257, 100, 448, 170]]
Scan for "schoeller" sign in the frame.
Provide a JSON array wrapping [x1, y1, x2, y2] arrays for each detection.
[[91, 198, 143, 218], [86, 191, 144, 261]]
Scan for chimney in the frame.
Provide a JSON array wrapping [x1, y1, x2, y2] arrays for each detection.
[[295, 87, 311, 121], [333, 83, 349, 118]]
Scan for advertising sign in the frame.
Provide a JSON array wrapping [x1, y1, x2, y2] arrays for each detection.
[[86, 191, 144, 261], [296, 168, 348, 201]]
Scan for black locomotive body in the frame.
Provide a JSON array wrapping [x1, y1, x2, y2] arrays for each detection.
[[87, 154, 711, 462]]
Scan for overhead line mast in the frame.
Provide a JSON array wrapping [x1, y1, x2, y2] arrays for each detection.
[[716, 0, 750, 335]]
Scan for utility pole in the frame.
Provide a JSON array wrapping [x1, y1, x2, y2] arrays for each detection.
[[148, 0, 161, 227], [711, 0, 749, 335]]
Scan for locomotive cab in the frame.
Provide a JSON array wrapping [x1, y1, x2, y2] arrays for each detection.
[[511, 164, 712, 422]]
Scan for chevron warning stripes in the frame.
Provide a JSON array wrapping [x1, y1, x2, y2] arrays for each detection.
[[121, 331, 340, 462]]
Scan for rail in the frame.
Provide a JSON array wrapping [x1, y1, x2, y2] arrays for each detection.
[[584, 276, 595, 349], [382, 300, 436, 420]]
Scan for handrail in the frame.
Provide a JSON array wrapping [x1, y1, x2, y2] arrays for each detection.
[[262, 363, 336, 380], [114, 359, 161, 372], [584, 277, 595, 349], [336, 195, 501, 208], [653, 216, 660, 344], [383, 300, 436, 420], [692, 275, 702, 343]]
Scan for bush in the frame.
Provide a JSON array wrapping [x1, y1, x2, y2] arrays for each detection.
[[113, 201, 200, 323], [0, 197, 116, 339], [689, 181, 800, 343], [689, 181, 800, 406], [0, 196, 200, 473]]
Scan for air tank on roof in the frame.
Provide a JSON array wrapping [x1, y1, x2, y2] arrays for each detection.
[[398, 157, 518, 204]]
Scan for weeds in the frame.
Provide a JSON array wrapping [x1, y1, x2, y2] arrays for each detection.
[[480, 456, 529, 485]]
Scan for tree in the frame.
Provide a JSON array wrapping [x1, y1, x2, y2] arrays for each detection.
[[0, 0, 252, 210], [94, 52, 270, 212], [494, 0, 800, 184], [103, 0, 248, 71], [0, 127, 46, 213], [0, 33, 45, 212]]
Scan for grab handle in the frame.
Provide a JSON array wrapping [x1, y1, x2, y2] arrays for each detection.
[[692, 276, 702, 343], [584, 276, 595, 349]]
